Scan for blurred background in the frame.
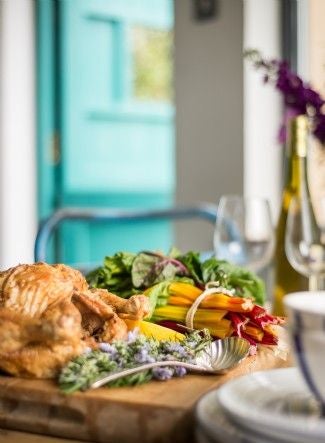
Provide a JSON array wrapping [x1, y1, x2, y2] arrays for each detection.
[[0, 0, 324, 269]]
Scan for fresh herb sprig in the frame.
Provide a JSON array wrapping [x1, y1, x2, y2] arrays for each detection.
[[58, 329, 211, 394]]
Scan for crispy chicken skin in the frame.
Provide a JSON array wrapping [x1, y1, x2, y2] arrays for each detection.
[[92, 289, 150, 320], [0, 263, 149, 378], [0, 305, 81, 352], [0, 342, 84, 378], [0, 263, 86, 317], [52, 264, 88, 293], [72, 291, 128, 341], [41, 300, 83, 342], [0, 263, 88, 378], [0, 307, 83, 378], [71, 289, 150, 342]]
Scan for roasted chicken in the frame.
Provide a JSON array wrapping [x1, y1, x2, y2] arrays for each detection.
[[0, 262, 150, 378], [0, 307, 84, 378], [72, 290, 128, 342]]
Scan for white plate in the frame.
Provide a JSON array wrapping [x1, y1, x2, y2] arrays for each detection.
[[196, 389, 281, 443], [217, 367, 324, 443], [195, 424, 216, 443]]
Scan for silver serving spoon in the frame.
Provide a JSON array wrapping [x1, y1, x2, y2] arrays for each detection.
[[90, 337, 250, 390]]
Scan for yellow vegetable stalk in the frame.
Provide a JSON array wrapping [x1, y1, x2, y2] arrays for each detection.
[[168, 296, 192, 306], [145, 281, 262, 342], [124, 319, 185, 342], [169, 293, 253, 313], [153, 305, 231, 339], [168, 282, 202, 300], [193, 319, 233, 339], [200, 294, 253, 312], [244, 324, 264, 342], [153, 305, 227, 323], [263, 324, 280, 337]]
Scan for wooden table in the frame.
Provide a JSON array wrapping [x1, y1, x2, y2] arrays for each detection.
[[0, 429, 89, 443], [0, 348, 290, 443]]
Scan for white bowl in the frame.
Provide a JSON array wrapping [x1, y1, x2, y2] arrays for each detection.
[[284, 291, 325, 408]]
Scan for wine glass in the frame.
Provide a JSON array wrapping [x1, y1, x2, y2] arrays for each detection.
[[285, 196, 325, 290], [214, 195, 275, 272]]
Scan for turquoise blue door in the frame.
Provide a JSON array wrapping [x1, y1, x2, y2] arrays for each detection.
[[37, 0, 175, 265]]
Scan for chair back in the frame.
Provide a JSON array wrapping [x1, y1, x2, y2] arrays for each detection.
[[34, 203, 218, 264]]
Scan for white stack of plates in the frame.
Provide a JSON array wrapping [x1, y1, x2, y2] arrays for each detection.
[[196, 367, 325, 443]]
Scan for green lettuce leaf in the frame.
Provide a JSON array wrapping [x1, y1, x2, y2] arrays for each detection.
[[177, 251, 203, 285], [201, 258, 265, 305], [86, 252, 137, 298], [144, 281, 171, 318]]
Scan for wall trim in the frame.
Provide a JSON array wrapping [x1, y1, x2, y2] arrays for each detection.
[[0, 0, 36, 268], [243, 0, 282, 222]]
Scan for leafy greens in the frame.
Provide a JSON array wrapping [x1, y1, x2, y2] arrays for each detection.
[[86, 249, 266, 305]]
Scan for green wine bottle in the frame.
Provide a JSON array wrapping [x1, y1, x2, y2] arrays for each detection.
[[273, 115, 309, 316]]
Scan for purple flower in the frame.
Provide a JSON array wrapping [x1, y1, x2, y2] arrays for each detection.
[[174, 366, 187, 377], [152, 366, 174, 381], [98, 343, 118, 359], [99, 342, 112, 352], [126, 328, 139, 344], [277, 107, 302, 143], [314, 114, 325, 144], [245, 49, 325, 146], [163, 342, 187, 357], [134, 348, 155, 364]]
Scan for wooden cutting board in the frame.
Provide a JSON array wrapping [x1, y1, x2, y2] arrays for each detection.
[[0, 349, 290, 443]]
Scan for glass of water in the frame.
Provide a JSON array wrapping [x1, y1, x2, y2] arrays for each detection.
[[214, 195, 275, 272]]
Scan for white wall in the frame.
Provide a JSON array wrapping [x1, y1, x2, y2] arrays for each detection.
[[243, 0, 282, 221], [0, 0, 36, 269], [175, 0, 244, 250]]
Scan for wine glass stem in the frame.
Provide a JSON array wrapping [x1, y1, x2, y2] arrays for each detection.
[[309, 275, 325, 291]]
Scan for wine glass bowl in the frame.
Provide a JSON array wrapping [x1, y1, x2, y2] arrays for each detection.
[[285, 196, 325, 290], [214, 196, 275, 273]]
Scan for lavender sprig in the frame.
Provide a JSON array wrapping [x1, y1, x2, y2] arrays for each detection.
[[58, 329, 211, 393]]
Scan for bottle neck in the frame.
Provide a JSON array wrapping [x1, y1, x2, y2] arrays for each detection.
[[284, 115, 310, 198], [286, 150, 309, 195]]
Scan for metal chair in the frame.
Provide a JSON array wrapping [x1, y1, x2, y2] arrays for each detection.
[[34, 203, 219, 264]]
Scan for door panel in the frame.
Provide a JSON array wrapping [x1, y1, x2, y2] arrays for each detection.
[[60, 219, 172, 266], [40, 0, 175, 265], [64, 114, 174, 193], [60, 0, 174, 197]]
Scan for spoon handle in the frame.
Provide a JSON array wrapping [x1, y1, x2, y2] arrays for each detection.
[[90, 361, 208, 389]]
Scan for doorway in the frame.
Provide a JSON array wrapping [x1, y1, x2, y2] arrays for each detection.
[[37, 0, 175, 265]]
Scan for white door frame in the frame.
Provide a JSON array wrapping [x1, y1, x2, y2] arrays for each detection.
[[0, 0, 36, 268], [243, 0, 282, 222]]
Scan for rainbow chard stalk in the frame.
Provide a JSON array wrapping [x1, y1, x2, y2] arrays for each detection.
[[150, 281, 283, 352]]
